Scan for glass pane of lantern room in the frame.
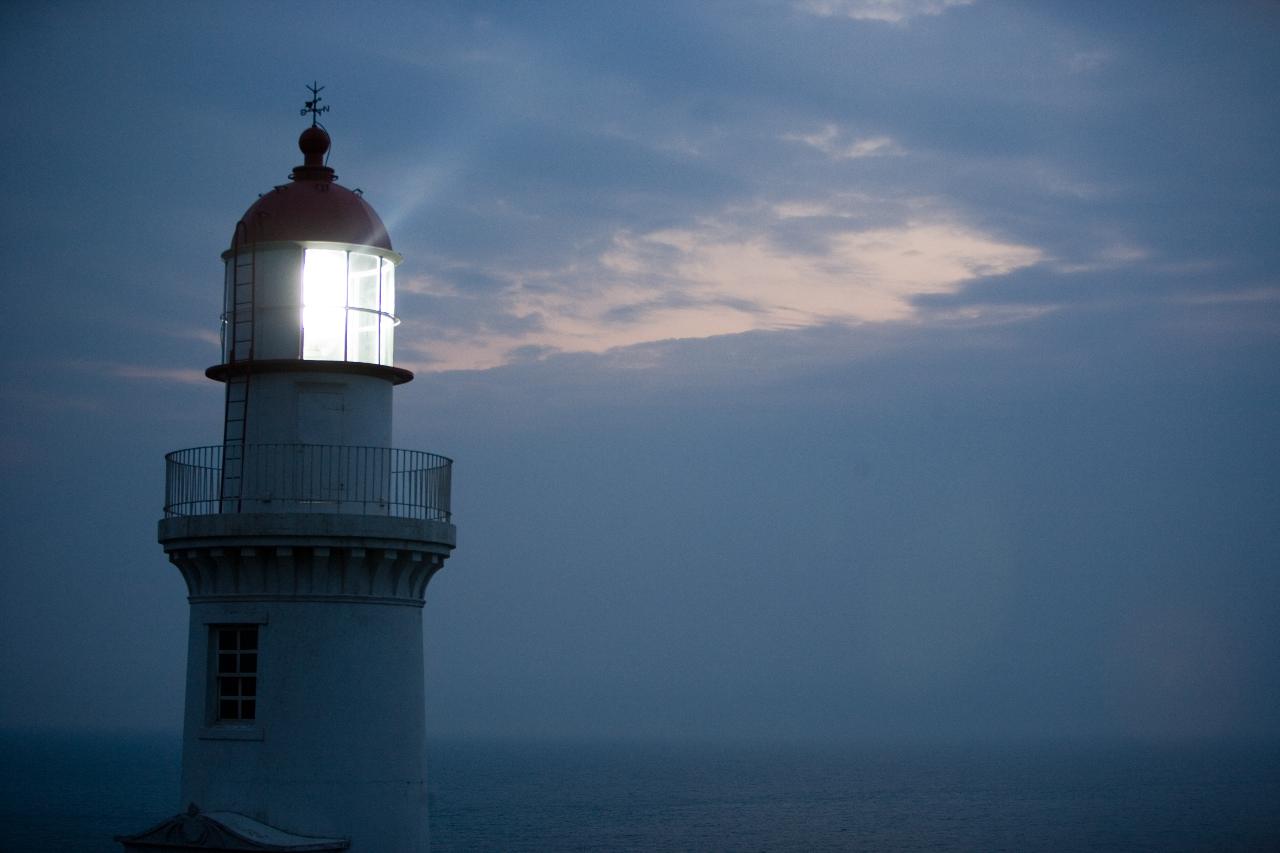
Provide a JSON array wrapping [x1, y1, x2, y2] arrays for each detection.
[[347, 309, 378, 364], [379, 258, 396, 365], [303, 250, 346, 307], [348, 252, 380, 310], [303, 308, 345, 360], [303, 250, 347, 360], [221, 261, 234, 363], [379, 316, 395, 366], [380, 258, 395, 316]]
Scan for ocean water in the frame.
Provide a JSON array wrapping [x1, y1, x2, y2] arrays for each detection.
[[1, 733, 1277, 852]]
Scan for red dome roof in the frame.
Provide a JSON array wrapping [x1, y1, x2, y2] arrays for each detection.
[[231, 127, 392, 251]]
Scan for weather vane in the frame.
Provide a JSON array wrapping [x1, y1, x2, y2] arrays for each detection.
[[301, 81, 330, 127]]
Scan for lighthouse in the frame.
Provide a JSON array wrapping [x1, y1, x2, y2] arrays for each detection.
[[119, 89, 455, 853]]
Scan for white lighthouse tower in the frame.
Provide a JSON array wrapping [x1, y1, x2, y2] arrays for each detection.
[[120, 89, 454, 853]]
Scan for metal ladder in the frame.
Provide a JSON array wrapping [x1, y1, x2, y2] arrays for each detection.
[[220, 220, 255, 511]]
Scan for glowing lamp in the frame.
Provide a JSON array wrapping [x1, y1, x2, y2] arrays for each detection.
[[299, 247, 396, 363]]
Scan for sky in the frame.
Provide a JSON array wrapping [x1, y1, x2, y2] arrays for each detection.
[[1, 0, 1278, 744]]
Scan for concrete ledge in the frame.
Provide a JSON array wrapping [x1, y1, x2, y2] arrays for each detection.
[[188, 593, 425, 608], [159, 512, 456, 552], [206, 357, 414, 385]]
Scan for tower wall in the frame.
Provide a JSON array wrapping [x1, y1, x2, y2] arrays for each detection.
[[162, 515, 452, 853], [241, 371, 393, 448]]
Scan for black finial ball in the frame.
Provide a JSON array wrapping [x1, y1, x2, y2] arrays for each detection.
[[299, 125, 331, 166]]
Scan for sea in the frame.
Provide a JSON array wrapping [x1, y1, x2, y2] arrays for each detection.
[[1, 732, 1277, 852]]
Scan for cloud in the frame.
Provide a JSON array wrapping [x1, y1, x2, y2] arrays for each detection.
[[408, 203, 1042, 371], [796, 0, 975, 24], [785, 125, 905, 160]]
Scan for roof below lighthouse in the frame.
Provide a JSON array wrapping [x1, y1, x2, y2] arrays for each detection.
[[117, 803, 350, 850], [232, 125, 392, 251]]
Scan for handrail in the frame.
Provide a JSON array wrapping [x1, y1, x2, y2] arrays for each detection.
[[164, 444, 452, 522]]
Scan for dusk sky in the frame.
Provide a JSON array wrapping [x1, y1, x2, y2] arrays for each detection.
[[2, 0, 1278, 743]]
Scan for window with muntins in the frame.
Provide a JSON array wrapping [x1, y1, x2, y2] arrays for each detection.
[[301, 248, 397, 365], [215, 625, 258, 722]]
